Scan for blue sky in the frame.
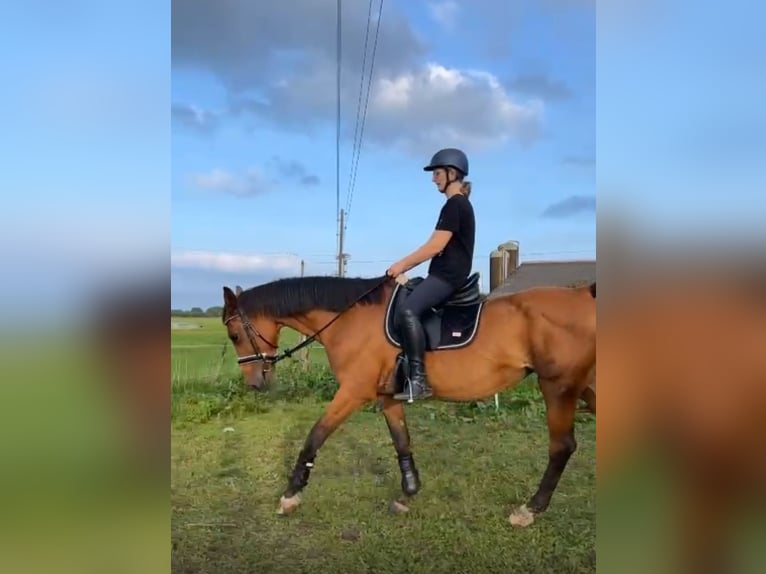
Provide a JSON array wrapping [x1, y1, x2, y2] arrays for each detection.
[[171, 0, 596, 309], [598, 0, 766, 246], [0, 1, 169, 322], [2, 0, 762, 319]]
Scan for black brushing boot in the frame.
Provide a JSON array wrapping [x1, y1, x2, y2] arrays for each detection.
[[394, 309, 432, 402]]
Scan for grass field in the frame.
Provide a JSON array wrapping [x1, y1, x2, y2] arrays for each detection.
[[171, 317, 596, 573]]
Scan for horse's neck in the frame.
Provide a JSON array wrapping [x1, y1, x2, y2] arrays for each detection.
[[280, 310, 344, 345], [281, 306, 377, 349]]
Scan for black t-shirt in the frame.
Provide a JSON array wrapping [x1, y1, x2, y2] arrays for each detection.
[[428, 193, 475, 289]]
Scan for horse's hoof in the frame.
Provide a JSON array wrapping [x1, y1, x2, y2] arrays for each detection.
[[276, 494, 302, 515], [508, 504, 535, 527], [389, 499, 410, 514]]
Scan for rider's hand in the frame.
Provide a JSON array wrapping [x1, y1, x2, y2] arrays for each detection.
[[386, 260, 408, 278]]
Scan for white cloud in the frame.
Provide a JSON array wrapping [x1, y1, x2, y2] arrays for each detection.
[[173, 0, 543, 154], [189, 168, 273, 197], [428, 1, 459, 31], [171, 250, 301, 274], [231, 59, 542, 154], [187, 160, 321, 196], [367, 63, 542, 152], [172, 102, 222, 134]]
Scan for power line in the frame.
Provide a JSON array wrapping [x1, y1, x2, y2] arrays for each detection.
[[344, 0, 383, 230], [346, 0, 373, 197], [335, 0, 385, 276]]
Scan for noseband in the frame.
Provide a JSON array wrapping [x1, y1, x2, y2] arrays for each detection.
[[224, 309, 281, 371]]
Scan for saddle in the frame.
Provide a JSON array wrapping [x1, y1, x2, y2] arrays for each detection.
[[384, 272, 485, 351]]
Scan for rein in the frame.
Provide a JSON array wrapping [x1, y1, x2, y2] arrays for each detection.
[[224, 276, 390, 367]]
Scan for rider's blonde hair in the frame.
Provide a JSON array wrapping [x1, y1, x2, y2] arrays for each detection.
[[448, 166, 472, 198]]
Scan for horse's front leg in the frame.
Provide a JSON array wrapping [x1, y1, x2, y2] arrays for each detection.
[[278, 389, 365, 515], [380, 395, 421, 512]]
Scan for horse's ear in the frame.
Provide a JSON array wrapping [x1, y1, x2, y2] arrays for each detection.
[[235, 285, 243, 296], [223, 286, 237, 309]]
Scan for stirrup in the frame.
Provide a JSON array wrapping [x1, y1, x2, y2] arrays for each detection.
[[394, 378, 432, 403]]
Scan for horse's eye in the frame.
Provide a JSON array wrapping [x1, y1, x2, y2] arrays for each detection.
[[229, 333, 239, 343]]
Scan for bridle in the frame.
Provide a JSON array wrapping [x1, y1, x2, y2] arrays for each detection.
[[224, 309, 283, 372], [223, 275, 389, 371]]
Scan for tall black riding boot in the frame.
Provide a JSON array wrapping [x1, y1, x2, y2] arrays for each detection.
[[393, 309, 432, 402]]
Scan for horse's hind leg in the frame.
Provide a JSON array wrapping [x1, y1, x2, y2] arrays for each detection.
[[580, 384, 596, 415], [678, 474, 736, 574], [509, 375, 579, 527], [380, 396, 420, 509], [579, 363, 596, 415], [277, 389, 365, 515]]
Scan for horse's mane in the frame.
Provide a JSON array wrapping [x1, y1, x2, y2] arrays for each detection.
[[237, 275, 390, 318]]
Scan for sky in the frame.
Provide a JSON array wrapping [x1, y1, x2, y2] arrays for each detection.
[[0, 1, 170, 322], [598, 0, 766, 244], [170, 0, 596, 309], [4, 1, 760, 318]]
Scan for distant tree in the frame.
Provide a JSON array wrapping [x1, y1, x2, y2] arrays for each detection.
[[206, 306, 223, 317]]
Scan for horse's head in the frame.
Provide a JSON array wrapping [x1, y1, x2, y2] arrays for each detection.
[[222, 285, 279, 391]]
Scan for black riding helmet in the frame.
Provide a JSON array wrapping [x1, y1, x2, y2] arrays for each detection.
[[423, 148, 469, 177]]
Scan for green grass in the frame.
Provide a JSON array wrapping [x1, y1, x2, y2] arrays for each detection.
[[171, 316, 596, 573], [171, 317, 328, 384]]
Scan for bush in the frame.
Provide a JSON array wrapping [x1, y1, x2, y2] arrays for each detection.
[[171, 362, 594, 426]]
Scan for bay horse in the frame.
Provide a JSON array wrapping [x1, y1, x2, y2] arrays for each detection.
[[221, 273, 596, 525], [597, 268, 766, 574]]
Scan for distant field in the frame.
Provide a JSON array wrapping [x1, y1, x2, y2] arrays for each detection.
[[172, 317, 328, 385], [171, 315, 597, 573]]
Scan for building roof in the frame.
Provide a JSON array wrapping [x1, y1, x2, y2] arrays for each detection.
[[490, 259, 596, 297]]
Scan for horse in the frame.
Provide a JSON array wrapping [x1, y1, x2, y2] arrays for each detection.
[[597, 269, 766, 574], [220, 272, 596, 525]]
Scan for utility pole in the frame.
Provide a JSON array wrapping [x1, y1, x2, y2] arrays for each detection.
[[299, 259, 309, 367], [337, 209, 346, 276]]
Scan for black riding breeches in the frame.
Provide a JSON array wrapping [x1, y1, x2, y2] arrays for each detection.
[[398, 274, 455, 322]]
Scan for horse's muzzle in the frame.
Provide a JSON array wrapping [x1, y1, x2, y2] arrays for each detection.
[[246, 369, 275, 392]]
